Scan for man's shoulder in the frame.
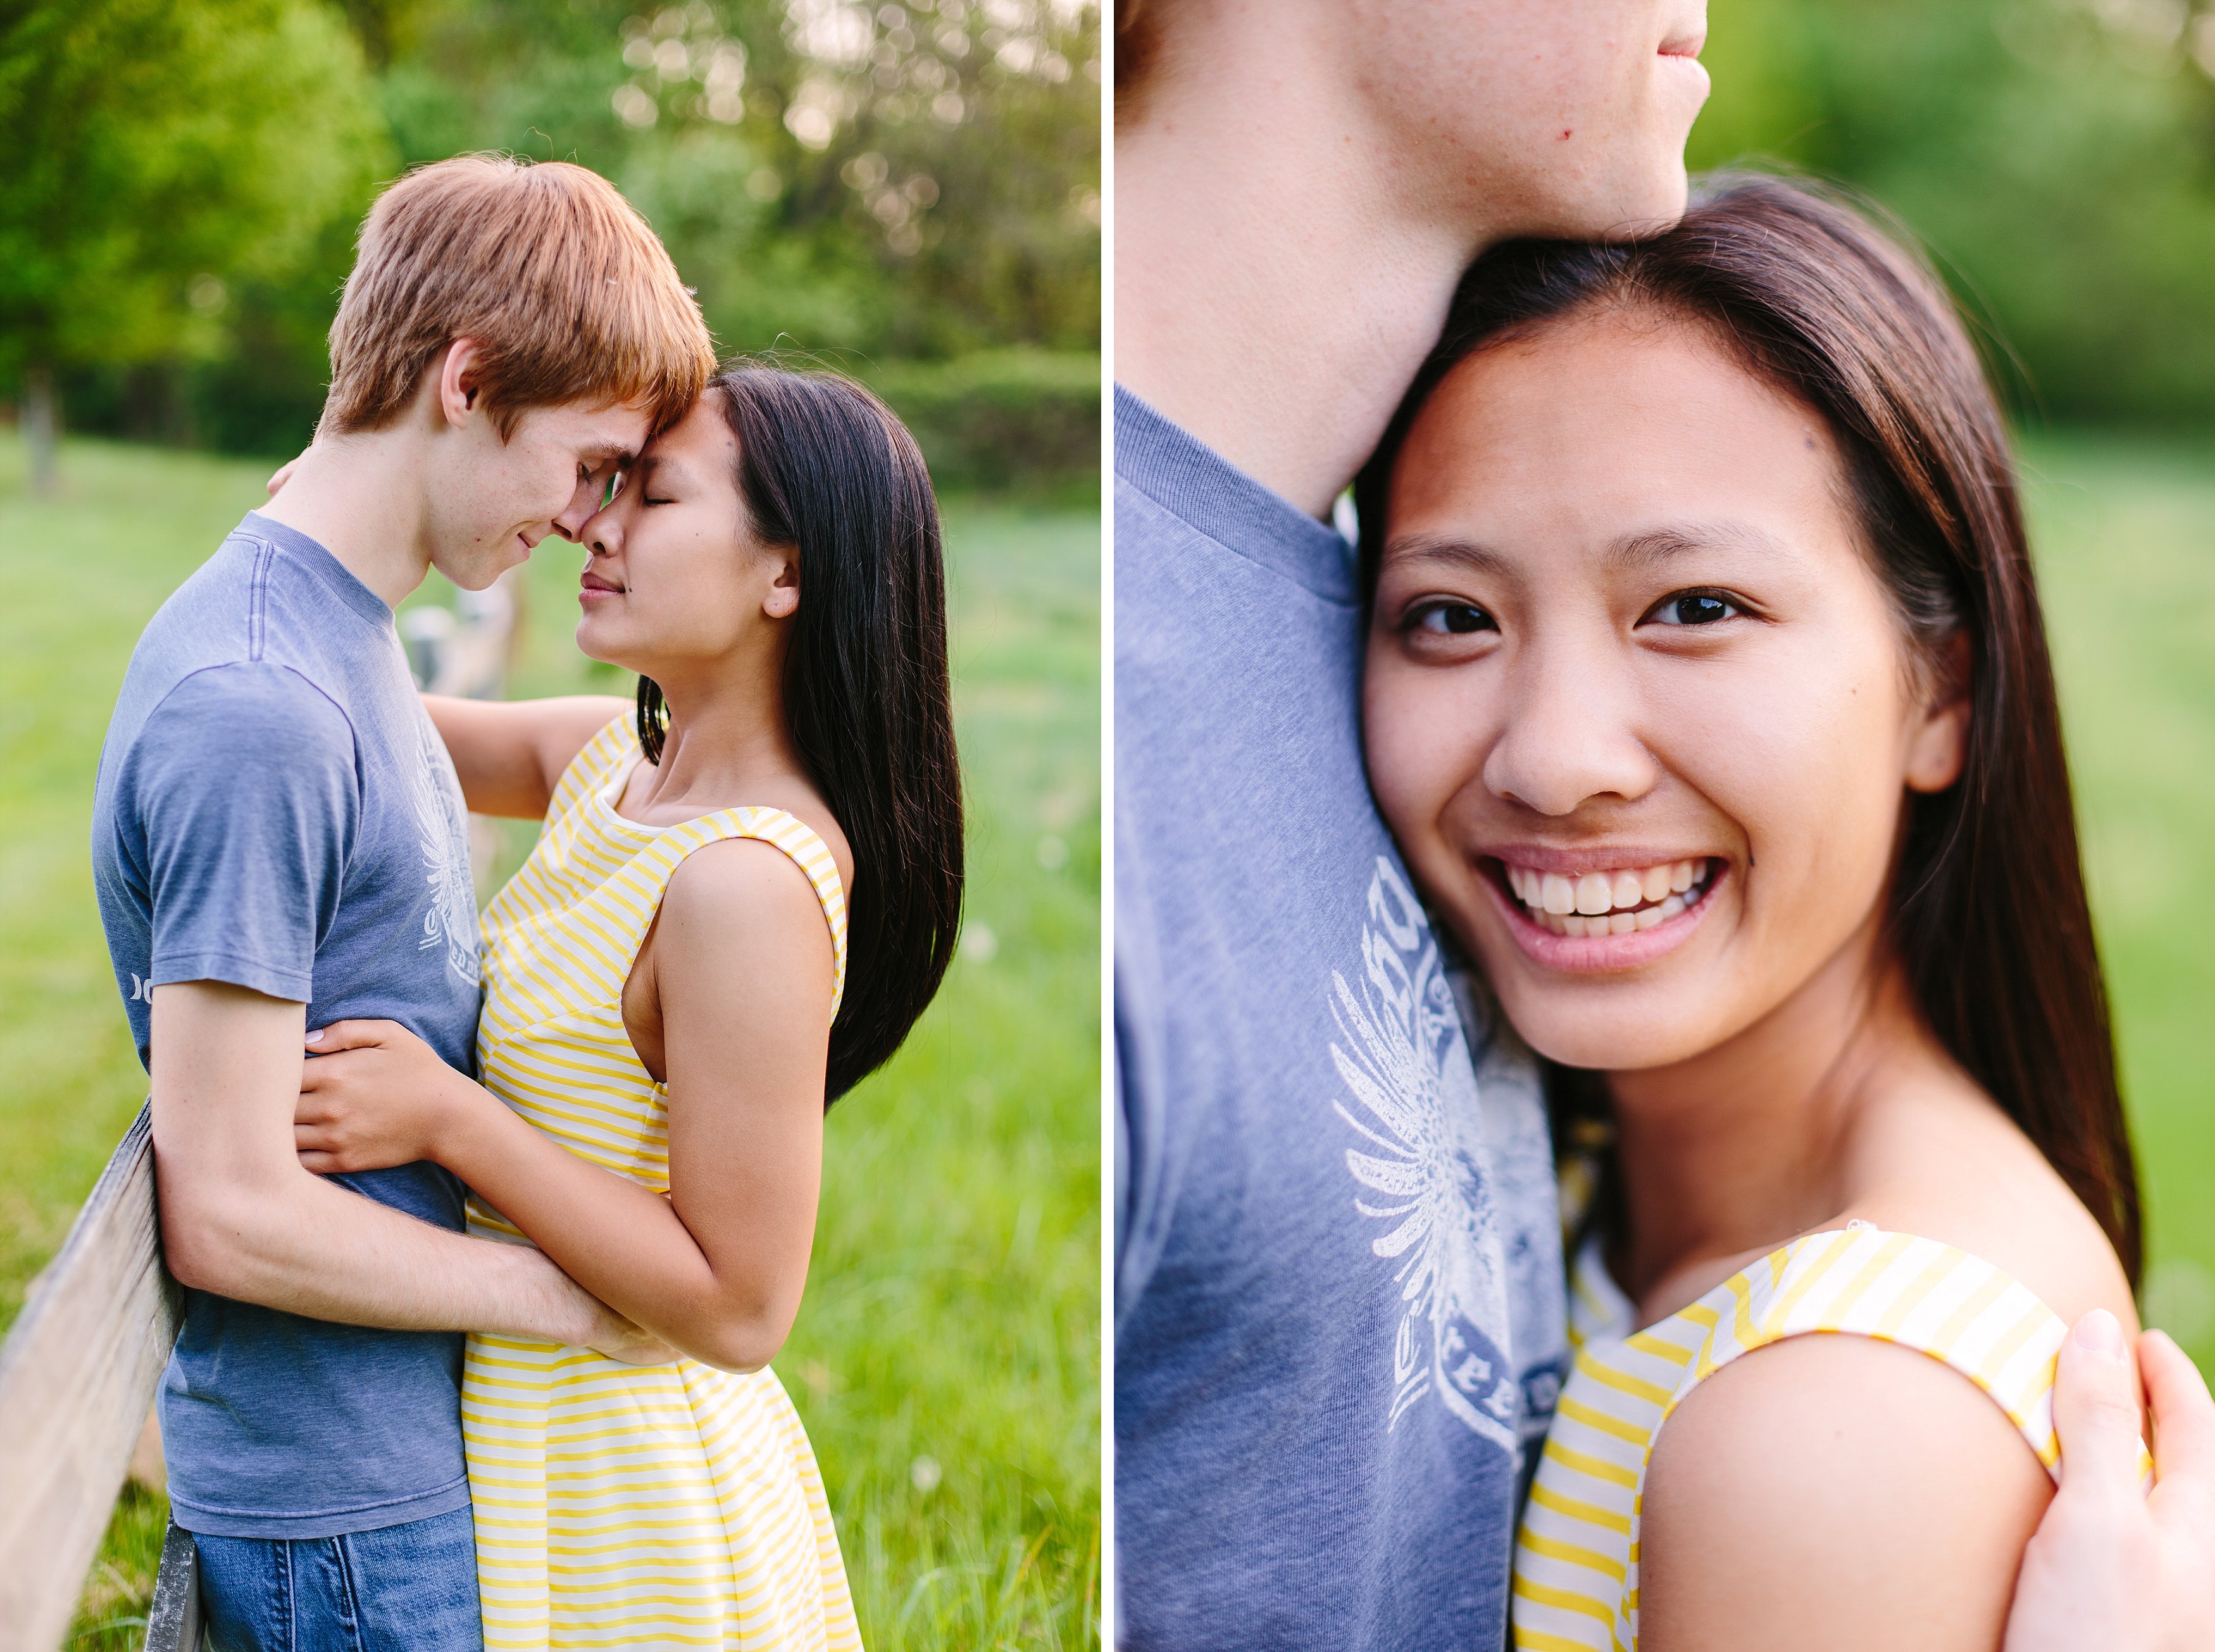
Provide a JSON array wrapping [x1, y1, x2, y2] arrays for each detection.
[[151, 657, 352, 725], [120, 662, 358, 801], [1114, 468, 1219, 561], [128, 532, 258, 660]]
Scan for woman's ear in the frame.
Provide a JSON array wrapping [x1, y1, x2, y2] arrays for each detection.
[[1904, 630, 1971, 794], [762, 549, 801, 620]]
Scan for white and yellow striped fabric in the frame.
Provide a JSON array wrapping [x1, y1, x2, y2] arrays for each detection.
[[463, 716, 860, 1651], [1513, 1222, 2151, 1651]]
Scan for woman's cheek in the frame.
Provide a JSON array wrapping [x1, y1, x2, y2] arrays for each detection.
[[1361, 658, 1433, 845], [1369, 660, 1487, 849], [1665, 644, 1907, 957]]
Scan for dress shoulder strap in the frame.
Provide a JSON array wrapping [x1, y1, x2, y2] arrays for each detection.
[[1592, 1225, 2149, 1483], [546, 713, 638, 822], [597, 801, 848, 1018], [692, 806, 850, 1016], [484, 737, 850, 1051], [1514, 1232, 2150, 1651]]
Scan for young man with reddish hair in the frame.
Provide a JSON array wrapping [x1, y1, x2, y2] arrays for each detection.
[[91, 156, 714, 1651], [1112, 4, 2215, 1648]]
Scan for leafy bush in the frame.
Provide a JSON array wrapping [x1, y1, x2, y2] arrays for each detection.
[[869, 350, 1100, 497], [1692, 0, 2215, 429]]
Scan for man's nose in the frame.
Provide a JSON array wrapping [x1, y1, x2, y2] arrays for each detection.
[[552, 470, 606, 541], [1481, 634, 1659, 817]]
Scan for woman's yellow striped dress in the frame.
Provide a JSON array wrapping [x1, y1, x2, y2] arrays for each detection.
[[463, 716, 862, 1651], [1512, 1222, 2152, 1652]]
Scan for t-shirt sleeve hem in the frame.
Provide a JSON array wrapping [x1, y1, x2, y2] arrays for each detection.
[[149, 952, 313, 1003]]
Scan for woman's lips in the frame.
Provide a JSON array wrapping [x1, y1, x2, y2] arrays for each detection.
[[578, 574, 624, 604], [1485, 855, 1725, 972]]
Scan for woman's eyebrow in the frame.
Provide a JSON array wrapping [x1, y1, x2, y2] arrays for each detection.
[[1379, 534, 1513, 579], [1607, 522, 1787, 568]]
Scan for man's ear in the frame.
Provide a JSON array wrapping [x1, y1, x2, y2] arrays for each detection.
[[762, 549, 801, 620], [1904, 630, 1971, 794], [436, 338, 484, 429]]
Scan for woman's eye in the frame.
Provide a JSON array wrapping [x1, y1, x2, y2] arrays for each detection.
[[1413, 602, 1496, 636], [1645, 591, 1742, 627]]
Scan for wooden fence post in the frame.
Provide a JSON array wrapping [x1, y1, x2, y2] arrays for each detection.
[[0, 1104, 190, 1652], [142, 1522, 203, 1651]]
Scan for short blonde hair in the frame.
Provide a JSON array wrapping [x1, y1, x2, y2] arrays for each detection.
[[322, 156, 715, 439]]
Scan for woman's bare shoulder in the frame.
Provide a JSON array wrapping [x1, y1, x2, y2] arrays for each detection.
[[1633, 1069, 2139, 1650], [656, 803, 845, 974], [1639, 1329, 2052, 1651], [684, 779, 852, 900], [1840, 1070, 2138, 1336]]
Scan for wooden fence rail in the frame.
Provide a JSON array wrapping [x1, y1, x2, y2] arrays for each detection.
[[0, 1104, 198, 1652]]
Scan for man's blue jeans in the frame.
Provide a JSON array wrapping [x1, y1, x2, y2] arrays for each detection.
[[194, 1505, 482, 1652]]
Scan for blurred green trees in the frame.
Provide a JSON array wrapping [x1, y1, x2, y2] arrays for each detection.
[[0, 0, 387, 489], [1691, 0, 2215, 428], [3, 0, 1100, 485]]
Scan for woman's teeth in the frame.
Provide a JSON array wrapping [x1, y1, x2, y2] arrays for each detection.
[[1504, 859, 1713, 937]]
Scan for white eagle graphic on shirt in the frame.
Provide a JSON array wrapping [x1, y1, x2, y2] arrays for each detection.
[[1330, 856, 1521, 1451], [407, 707, 480, 988]]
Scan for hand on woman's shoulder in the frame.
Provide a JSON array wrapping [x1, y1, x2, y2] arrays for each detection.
[[1639, 1329, 2053, 1651]]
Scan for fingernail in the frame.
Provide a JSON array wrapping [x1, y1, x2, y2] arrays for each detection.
[[2074, 1308, 2126, 1360], [306, 1028, 324, 1043]]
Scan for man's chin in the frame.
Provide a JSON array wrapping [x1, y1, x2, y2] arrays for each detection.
[[1584, 166, 1692, 243]]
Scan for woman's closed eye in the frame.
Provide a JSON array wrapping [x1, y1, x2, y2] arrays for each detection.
[[1640, 589, 1748, 628]]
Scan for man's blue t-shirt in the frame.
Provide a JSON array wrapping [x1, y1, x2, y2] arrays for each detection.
[[1114, 390, 1568, 1649], [91, 513, 482, 1539]]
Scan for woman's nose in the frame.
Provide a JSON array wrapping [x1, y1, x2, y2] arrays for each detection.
[[1481, 636, 1659, 817], [580, 506, 623, 559]]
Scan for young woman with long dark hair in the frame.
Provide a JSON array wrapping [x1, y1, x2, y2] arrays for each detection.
[[1354, 176, 2147, 1649], [284, 362, 963, 1649]]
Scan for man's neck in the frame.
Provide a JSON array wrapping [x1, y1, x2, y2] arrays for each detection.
[[1114, 48, 1495, 520], [255, 430, 435, 613]]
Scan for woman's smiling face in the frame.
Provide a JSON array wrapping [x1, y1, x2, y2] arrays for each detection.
[[1363, 307, 1968, 1072]]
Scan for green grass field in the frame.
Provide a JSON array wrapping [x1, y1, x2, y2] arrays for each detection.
[[0, 432, 1099, 1649], [2020, 432, 2215, 1360]]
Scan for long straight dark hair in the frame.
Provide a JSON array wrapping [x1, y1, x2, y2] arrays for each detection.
[[1354, 173, 2142, 1284], [637, 362, 964, 1103]]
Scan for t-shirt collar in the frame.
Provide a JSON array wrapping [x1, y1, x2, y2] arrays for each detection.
[[1114, 385, 1357, 604], [240, 511, 398, 628]]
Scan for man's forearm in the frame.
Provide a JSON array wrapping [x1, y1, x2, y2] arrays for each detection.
[[161, 1158, 603, 1343], [149, 980, 628, 1351]]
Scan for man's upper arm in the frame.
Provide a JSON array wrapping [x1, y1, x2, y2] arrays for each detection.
[[125, 665, 353, 1274], [128, 663, 357, 1002], [149, 981, 311, 1285], [1638, 1333, 2053, 1651]]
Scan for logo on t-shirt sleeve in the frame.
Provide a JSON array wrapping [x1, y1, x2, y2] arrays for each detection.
[[1330, 856, 1519, 1453], [408, 711, 482, 989]]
